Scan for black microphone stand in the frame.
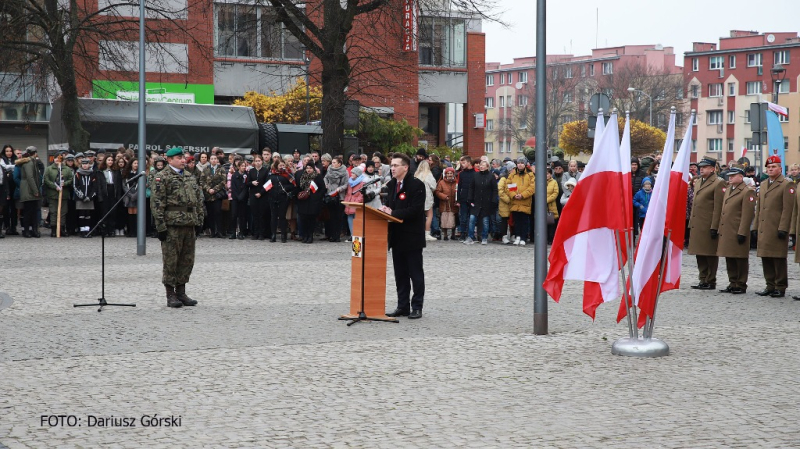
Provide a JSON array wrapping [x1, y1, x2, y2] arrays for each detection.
[[340, 178, 398, 326], [74, 173, 140, 312]]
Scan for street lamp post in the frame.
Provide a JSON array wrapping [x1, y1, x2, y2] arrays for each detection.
[[771, 63, 786, 104], [304, 51, 311, 124], [627, 87, 652, 126]]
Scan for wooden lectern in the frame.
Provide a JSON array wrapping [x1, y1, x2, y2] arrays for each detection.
[[339, 202, 402, 324]]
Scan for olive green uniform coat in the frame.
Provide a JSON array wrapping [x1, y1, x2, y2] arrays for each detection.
[[755, 175, 795, 258], [688, 173, 725, 256], [717, 183, 756, 259], [151, 166, 205, 287]]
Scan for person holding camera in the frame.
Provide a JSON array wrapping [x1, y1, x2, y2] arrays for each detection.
[[267, 159, 296, 243]]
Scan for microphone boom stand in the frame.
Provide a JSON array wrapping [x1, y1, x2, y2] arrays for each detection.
[[74, 174, 141, 312]]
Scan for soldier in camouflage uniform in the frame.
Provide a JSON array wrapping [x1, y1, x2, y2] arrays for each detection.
[[151, 148, 205, 308]]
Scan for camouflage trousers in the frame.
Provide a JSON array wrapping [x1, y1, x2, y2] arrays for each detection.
[[161, 225, 196, 287]]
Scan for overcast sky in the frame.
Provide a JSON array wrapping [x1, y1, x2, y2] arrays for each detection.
[[483, 0, 800, 66]]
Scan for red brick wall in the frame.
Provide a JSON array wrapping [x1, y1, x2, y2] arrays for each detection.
[[463, 31, 486, 158]]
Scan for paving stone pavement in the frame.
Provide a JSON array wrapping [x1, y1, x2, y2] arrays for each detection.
[[1, 235, 800, 447]]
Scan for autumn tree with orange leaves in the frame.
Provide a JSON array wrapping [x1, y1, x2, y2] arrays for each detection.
[[559, 117, 666, 156]]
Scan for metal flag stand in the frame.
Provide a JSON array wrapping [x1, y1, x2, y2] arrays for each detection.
[[612, 231, 671, 357]]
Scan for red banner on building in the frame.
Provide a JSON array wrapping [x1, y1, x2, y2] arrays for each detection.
[[402, 0, 417, 52]]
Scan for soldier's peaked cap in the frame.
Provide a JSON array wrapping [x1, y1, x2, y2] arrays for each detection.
[[696, 156, 716, 168]]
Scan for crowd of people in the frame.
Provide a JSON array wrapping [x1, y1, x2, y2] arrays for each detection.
[[0, 143, 587, 246]]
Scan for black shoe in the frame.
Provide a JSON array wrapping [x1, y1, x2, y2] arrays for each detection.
[[252, 235, 259, 241], [281, 234, 287, 243], [50, 229, 56, 237], [386, 308, 410, 317], [229, 233, 236, 240], [792, 295, 800, 301], [408, 310, 422, 319], [23, 231, 30, 238], [6, 229, 18, 236], [755, 289, 775, 296], [719, 286, 733, 293], [270, 236, 277, 242], [770, 290, 785, 298], [0, 232, 4, 239], [32, 231, 40, 238], [730, 288, 746, 294], [237, 233, 244, 240], [691, 283, 710, 290]]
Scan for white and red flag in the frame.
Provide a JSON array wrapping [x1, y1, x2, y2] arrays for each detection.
[[544, 113, 626, 319], [310, 181, 318, 193], [264, 179, 273, 192], [507, 183, 518, 192], [618, 113, 692, 325], [620, 114, 633, 244], [768, 101, 789, 117]]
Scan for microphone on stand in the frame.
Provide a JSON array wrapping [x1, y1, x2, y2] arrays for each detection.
[[125, 171, 147, 184]]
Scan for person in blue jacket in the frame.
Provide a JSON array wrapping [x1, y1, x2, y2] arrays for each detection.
[[633, 177, 653, 232]]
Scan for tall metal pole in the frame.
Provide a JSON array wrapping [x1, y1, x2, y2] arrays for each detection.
[[305, 53, 310, 123], [136, 0, 147, 255], [533, 0, 548, 335]]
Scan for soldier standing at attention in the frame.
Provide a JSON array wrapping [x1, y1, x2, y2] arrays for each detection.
[[688, 157, 725, 290], [755, 155, 795, 298], [717, 166, 756, 294], [151, 148, 205, 308]]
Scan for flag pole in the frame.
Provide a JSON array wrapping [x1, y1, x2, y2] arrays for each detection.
[[645, 230, 672, 339], [615, 230, 635, 338], [56, 159, 63, 238], [625, 228, 639, 339]]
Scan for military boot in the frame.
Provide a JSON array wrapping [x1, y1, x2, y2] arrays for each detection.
[[166, 285, 182, 308], [175, 284, 197, 306]]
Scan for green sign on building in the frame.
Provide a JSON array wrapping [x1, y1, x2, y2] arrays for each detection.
[[92, 81, 215, 105]]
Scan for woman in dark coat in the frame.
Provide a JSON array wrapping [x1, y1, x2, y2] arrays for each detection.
[[267, 159, 297, 243], [466, 160, 497, 244], [296, 163, 326, 243], [99, 154, 123, 236], [229, 159, 249, 239], [247, 154, 270, 240]]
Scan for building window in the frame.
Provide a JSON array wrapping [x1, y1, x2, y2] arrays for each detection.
[[486, 119, 494, 131], [517, 95, 528, 106], [506, 95, 512, 107], [656, 113, 666, 127], [563, 92, 573, 103], [690, 84, 699, 98], [728, 139, 734, 153], [707, 110, 723, 125], [499, 73, 504, 84], [601, 88, 613, 98], [692, 139, 697, 152], [747, 53, 762, 67], [519, 71, 528, 83], [580, 65, 586, 77], [779, 111, 789, 123], [728, 82, 736, 96], [676, 113, 684, 126], [518, 117, 527, 129], [552, 67, 558, 79], [744, 109, 750, 123], [729, 55, 736, 69], [746, 81, 762, 95], [418, 17, 466, 67], [588, 64, 595, 76], [710, 56, 724, 70], [498, 96, 505, 108], [692, 58, 699, 71], [486, 75, 494, 86], [728, 110, 735, 124], [602, 62, 613, 75], [485, 97, 494, 108], [215, 3, 302, 60], [708, 83, 723, 97], [484, 142, 493, 153], [775, 81, 789, 94], [775, 50, 790, 65], [506, 141, 511, 153], [565, 66, 573, 78], [708, 138, 723, 152]]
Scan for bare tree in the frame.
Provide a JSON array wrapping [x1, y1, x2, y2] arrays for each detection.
[[495, 61, 587, 151], [261, 0, 500, 155], [595, 62, 688, 131], [0, 0, 211, 152]]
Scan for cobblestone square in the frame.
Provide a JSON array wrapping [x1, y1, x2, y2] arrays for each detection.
[[1, 236, 799, 447]]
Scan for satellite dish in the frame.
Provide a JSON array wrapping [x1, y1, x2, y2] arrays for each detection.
[[515, 82, 524, 90]]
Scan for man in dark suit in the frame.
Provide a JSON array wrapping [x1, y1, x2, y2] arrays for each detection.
[[380, 153, 426, 319]]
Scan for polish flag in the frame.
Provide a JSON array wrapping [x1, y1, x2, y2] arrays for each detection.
[[617, 113, 692, 325], [768, 101, 789, 117], [740, 146, 747, 160], [619, 114, 633, 261], [264, 179, 273, 192], [310, 181, 318, 193], [507, 183, 518, 192], [544, 112, 626, 319], [329, 189, 339, 197]]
